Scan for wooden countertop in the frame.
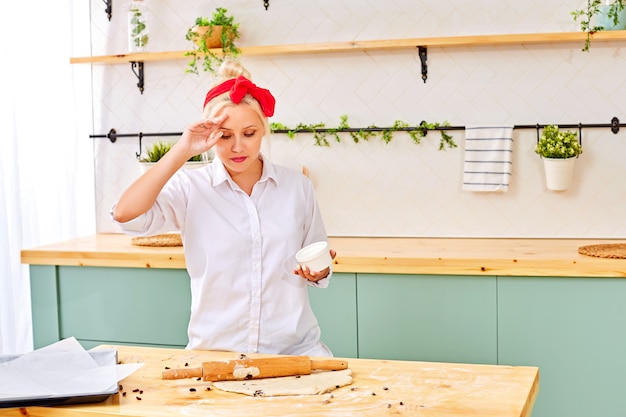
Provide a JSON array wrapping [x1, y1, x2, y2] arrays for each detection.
[[0, 345, 539, 417], [20, 233, 626, 277]]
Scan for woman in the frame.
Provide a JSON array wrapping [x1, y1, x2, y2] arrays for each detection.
[[112, 60, 335, 357]]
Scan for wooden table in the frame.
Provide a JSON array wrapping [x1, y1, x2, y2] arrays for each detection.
[[0, 345, 539, 417]]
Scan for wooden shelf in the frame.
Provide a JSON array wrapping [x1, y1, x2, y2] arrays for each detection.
[[70, 31, 626, 65]]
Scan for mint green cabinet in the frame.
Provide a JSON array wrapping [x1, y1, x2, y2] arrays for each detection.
[[30, 265, 191, 349], [356, 274, 497, 364], [308, 273, 358, 358], [30, 266, 62, 348], [29, 266, 357, 355], [58, 266, 191, 347], [498, 277, 626, 417]]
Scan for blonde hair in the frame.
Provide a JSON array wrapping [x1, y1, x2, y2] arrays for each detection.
[[202, 60, 269, 134]]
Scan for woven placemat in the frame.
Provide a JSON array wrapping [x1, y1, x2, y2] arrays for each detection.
[[131, 233, 183, 247], [578, 243, 626, 259]]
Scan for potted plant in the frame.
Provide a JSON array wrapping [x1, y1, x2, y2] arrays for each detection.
[[185, 7, 241, 75], [571, 0, 626, 51], [128, 0, 149, 52], [138, 140, 213, 173], [535, 125, 583, 191]]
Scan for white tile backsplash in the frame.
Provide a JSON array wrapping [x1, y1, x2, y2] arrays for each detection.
[[86, 0, 626, 237]]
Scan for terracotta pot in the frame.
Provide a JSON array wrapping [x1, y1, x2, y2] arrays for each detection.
[[192, 26, 229, 48]]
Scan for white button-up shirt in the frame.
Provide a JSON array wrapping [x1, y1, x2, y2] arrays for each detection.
[[113, 155, 332, 356]]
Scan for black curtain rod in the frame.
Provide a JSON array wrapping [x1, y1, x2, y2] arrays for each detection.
[[90, 117, 623, 142]]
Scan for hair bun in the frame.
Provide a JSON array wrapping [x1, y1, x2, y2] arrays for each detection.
[[218, 59, 251, 81]]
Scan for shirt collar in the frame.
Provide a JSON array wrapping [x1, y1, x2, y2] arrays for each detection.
[[259, 153, 279, 185], [211, 153, 279, 189]]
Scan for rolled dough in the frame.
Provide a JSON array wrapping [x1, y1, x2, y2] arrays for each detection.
[[212, 369, 353, 397]]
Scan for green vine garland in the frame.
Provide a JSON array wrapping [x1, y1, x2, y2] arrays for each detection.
[[270, 115, 457, 150]]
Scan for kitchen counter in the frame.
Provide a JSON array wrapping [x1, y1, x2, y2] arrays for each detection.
[[20, 233, 626, 277], [0, 345, 539, 417]]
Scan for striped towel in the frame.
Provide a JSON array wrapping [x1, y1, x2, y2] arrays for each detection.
[[462, 126, 513, 192]]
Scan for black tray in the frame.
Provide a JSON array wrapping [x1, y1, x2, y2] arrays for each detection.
[[0, 348, 118, 409]]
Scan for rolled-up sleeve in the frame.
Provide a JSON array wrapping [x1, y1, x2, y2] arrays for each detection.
[[110, 173, 189, 236]]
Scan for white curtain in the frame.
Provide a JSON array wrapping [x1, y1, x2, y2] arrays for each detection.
[[0, 2, 95, 354]]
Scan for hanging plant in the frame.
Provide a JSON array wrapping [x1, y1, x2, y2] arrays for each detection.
[[535, 125, 582, 159], [270, 115, 457, 150], [185, 7, 241, 75], [571, 0, 626, 51]]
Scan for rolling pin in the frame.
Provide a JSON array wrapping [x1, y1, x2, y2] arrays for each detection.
[[162, 355, 348, 382]]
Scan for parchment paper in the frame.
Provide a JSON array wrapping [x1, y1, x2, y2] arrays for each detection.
[[0, 337, 142, 403]]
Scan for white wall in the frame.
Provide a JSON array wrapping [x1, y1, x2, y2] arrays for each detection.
[[86, 0, 626, 238]]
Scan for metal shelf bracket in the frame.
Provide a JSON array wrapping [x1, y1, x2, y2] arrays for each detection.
[[418, 46, 427, 83], [131, 62, 145, 94], [102, 0, 112, 21]]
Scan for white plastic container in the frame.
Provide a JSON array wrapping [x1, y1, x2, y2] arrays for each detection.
[[295, 241, 331, 271]]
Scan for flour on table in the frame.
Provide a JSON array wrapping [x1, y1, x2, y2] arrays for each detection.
[[232, 365, 260, 379], [212, 369, 352, 397]]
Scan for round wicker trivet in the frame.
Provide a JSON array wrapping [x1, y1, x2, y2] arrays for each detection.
[[578, 243, 626, 259], [131, 233, 183, 247]]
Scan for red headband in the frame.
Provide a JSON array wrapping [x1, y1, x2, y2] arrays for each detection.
[[203, 75, 275, 117]]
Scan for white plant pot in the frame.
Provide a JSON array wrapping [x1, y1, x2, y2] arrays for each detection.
[[542, 157, 576, 191], [138, 160, 211, 175]]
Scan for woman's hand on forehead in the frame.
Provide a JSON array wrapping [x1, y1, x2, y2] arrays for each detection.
[[179, 114, 228, 157], [200, 113, 228, 130]]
